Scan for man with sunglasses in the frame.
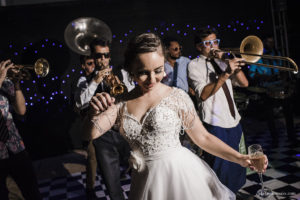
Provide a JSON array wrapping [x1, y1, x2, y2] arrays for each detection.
[[74, 38, 130, 200], [161, 36, 190, 93], [74, 54, 100, 200], [187, 28, 249, 194]]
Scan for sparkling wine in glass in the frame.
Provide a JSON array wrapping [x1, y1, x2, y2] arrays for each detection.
[[248, 144, 272, 198]]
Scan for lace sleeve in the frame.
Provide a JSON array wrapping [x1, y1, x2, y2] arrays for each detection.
[[90, 101, 122, 137], [176, 89, 198, 130], [112, 102, 124, 131]]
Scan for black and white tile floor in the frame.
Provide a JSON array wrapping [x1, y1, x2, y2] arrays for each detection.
[[36, 119, 300, 200], [239, 136, 300, 200], [38, 171, 131, 200]]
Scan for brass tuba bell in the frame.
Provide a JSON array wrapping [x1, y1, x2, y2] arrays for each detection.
[[64, 17, 126, 96], [64, 17, 112, 56]]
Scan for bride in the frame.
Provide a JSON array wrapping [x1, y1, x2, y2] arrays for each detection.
[[84, 33, 267, 200]]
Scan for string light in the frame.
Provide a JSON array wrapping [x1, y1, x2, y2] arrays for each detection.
[[5, 18, 264, 108]]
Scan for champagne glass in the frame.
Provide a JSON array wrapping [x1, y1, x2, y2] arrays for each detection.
[[248, 144, 272, 198]]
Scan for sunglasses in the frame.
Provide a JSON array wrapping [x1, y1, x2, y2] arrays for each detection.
[[171, 47, 182, 52], [86, 61, 94, 66], [201, 39, 220, 47], [94, 52, 110, 59]]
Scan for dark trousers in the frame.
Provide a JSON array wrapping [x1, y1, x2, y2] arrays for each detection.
[[0, 150, 41, 200], [201, 123, 246, 193], [93, 130, 130, 200], [84, 140, 97, 191]]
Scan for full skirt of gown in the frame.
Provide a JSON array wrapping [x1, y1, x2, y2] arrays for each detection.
[[129, 146, 235, 200]]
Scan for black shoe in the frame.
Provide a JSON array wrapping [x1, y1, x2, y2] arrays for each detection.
[[86, 189, 97, 200]]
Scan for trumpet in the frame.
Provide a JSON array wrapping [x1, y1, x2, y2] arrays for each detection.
[[210, 35, 298, 74], [97, 63, 126, 96], [104, 71, 126, 96], [7, 58, 50, 80], [64, 17, 126, 96]]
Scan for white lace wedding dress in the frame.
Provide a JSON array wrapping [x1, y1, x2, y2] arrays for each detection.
[[115, 87, 235, 200]]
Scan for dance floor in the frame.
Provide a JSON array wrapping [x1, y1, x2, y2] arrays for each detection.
[[7, 116, 300, 200]]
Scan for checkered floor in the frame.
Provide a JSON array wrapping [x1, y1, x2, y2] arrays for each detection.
[[38, 171, 131, 200], [239, 136, 300, 200], [37, 120, 300, 200]]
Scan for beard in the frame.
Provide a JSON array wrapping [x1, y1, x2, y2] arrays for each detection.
[[170, 54, 180, 60], [95, 61, 109, 70]]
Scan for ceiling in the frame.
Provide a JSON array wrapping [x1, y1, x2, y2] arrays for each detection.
[[0, 0, 77, 6]]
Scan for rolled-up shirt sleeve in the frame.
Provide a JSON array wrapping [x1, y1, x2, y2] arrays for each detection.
[[187, 59, 207, 99], [74, 76, 99, 109]]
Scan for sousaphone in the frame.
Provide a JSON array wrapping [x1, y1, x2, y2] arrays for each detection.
[[64, 17, 112, 55], [64, 17, 125, 96]]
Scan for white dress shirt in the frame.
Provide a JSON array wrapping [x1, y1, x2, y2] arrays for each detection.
[[74, 69, 135, 110], [187, 55, 241, 128], [74, 74, 100, 110]]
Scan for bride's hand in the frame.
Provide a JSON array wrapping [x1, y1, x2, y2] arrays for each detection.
[[238, 154, 268, 173], [238, 154, 252, 168], [89, 92, 115, 114], [250, 155, 268, 173]]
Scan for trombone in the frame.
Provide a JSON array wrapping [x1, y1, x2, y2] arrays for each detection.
[[211, 35, 298, 74]]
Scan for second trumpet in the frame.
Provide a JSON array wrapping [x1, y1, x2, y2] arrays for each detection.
[[7, 58, 50, 80]]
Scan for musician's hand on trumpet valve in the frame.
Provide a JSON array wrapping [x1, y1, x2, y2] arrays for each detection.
[[107, 73, 121, 86], [10, 65, 29, 84], [93, 68, 112, 84], [0, 60, 13, 85], [0, 60, 24, 86]]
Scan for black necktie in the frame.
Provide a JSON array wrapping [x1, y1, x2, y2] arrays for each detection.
[[0, 111, 9, 143], [172, 62, 178, 87], [208, 59, 236, 119]]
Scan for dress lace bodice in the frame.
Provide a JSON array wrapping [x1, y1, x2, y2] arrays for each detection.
[[117, 87, 197, 156]]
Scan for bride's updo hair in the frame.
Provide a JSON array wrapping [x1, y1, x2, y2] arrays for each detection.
[[124, 33, 165, 75]]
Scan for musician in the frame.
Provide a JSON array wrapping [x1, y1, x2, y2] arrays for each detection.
[[187, 27, 248, 193], [0, 60, 41, 200], [74, 55, 99, 199], [161, 36, 190, 93], [74, 38, 130, 200], [249, 35, 296, 146], [249, 35, 281, 84]]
